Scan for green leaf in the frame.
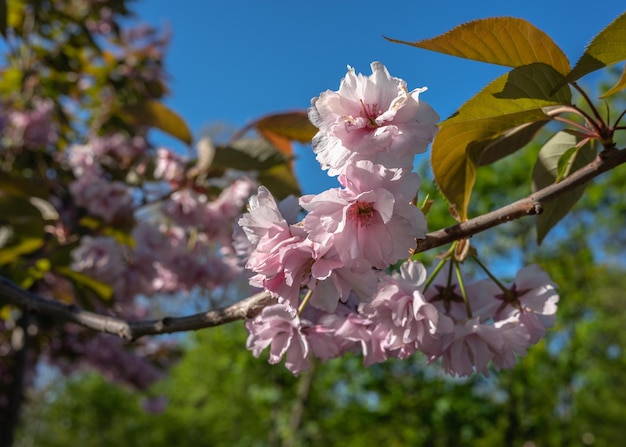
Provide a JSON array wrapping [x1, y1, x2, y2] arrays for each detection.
[[476, 120, 548, 166], [386, 17, 570, 75], [257, 163, 301, 200], [120, 100, 193, 145], [211, 138, 289, 172], [55, 267, 113, 302], [555, 146, 578, 182], [600, 63, 626, 98], [558, 11, 626, 88], [0, 195, 46, 265], [532, 132, 597, 243], [532, 132, 578, 190], [447, 64, 571, 125], [0, 172, 49, 198], [431, 64, 571, 219], [0, 235, 44, 266], [432, 112, 540, 219]]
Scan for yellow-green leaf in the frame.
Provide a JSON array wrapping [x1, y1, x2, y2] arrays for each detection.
[[211, 138, 288, 172], [448, 64, 571, 125], [120, 100, 193, 145], [432, 110, 545, 220], [56, 267, 113, 302], [555, 146, 579, 182], [0, 237, 43, 265], [386, 17, 570, 75], [431, 65, 571, 219], [258, 163, 301, 200], [600, 62, 626, 98], [255, 111, 317, 144], [254, 111, 318, 158], [532, 132, 597, 243], [559, 11, 626, 87]]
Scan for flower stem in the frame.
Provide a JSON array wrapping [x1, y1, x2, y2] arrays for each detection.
[[422, 242, 456, 292], [453, 261, 472, 319], [298, 289, 313, 315], [471, 255, 509, 294]]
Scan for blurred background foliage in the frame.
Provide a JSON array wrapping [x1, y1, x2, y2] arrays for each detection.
[[15, 142, 626, 446]]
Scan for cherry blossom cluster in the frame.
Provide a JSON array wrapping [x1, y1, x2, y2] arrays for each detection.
[[65, 134, 257, 304], [1, 102, 256, 388], [238, 62, 559, 376]]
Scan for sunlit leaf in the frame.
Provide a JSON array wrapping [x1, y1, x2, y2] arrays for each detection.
[[386, 17, 570, 75], [20, 258, 52, 289], [447, 64, 571, 125], [258, 129, 293, 158], [432, 111, 544, 219], [255, 111, 316, 142], [0, 236, 43, 266], [257, 163, 301, 200], [120, 100, 193, 145], [56, 267, 113, 302], [600, 63, 626, 98], [211, 138, 289, 172], [5, 0, 22, 33], [557, 11, 626, 89], [532, 132, 597, 243], [431, 65, 571, 219]]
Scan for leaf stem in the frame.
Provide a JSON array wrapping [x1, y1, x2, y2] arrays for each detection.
[[571, 82, 605, 131]]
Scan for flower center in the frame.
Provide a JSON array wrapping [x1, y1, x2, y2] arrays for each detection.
[[347, 200, 376, 227], [359, 99, 381, 128]]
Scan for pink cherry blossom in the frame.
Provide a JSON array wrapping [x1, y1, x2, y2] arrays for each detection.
[[362, 261, 453, 358], [492, 264, 559, 344], [245, 303, 310, 374], [154, 147, 186, 183], [300, 164, 426, 270], [69, 174, 135, 223], [238, 186, 294, 250], [71, 236, 126, 284], [308, 62, 439, 175], [435, 317, 504, 377], [6, 99, 58, 150]]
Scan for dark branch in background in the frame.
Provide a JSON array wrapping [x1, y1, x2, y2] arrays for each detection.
[[2, 147, 626, 340]]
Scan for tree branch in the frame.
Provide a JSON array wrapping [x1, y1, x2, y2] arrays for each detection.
[[416, 147, 626, 252], [0, 276, 274, 340], [2, 148, 626, 340]]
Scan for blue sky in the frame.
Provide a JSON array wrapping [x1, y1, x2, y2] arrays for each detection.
[[134, 1, 625, 194]]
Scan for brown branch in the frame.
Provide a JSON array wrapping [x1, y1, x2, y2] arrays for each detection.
[[0, 275, 274, 341], [2, 147, 626, 340], [416, 147, 626, 253]]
